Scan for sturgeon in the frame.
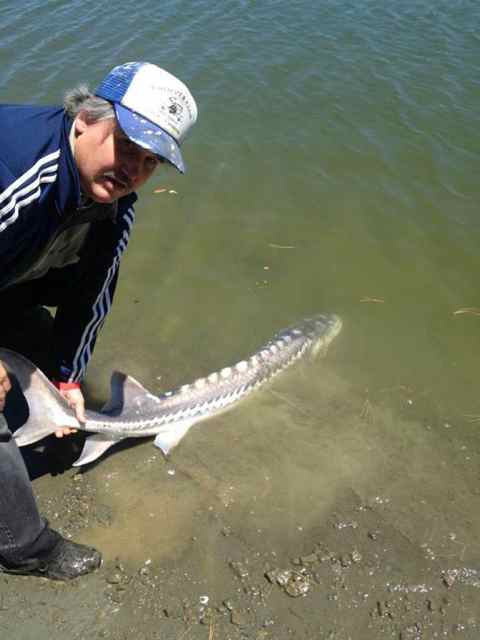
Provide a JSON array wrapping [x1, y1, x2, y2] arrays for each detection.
[[0, 313, 342, 467]]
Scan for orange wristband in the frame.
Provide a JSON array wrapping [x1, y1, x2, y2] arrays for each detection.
[[52, 381, 81, 391]]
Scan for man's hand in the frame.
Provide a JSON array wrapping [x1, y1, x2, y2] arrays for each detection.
[[0, 360, 12, 412], [55, 387, 85, 438]]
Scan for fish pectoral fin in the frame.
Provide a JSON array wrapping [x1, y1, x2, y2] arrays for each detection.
[[73, 433, 124, 467], [153, 418, 198, 456]]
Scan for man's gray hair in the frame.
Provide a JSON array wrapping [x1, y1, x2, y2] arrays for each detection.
[[63, 84, 115, 122]]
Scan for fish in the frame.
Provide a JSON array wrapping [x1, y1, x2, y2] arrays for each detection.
[[0, 313, 342, 467]]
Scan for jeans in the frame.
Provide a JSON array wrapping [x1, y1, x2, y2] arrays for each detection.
[[0, 413, 58, 565], [0, 277, 72, 567]]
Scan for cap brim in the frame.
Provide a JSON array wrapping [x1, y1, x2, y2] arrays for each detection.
[[114, 103, 185, 173]]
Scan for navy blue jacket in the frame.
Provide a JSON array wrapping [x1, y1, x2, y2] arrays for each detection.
[[0, 104, 137, 382]]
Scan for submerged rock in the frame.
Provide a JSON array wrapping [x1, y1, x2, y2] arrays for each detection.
[[265, 568, 312, 597]]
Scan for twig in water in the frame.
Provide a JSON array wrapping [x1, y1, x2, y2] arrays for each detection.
[[453, 307, 480, 316], [268, 243, 296, 249], [208, 619, 215, 640], [360, 297, 385, 304]]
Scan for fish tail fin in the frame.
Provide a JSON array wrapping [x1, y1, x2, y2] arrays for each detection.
[[13, 413, 80, 447]]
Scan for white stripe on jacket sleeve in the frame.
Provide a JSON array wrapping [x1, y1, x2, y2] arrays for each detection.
[[0, 150, 60, 232], [0, 150, 60, 205], [69, 207, 135, 381]]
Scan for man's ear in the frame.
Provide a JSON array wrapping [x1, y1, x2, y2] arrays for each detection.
[[74, 110, 90, 136]]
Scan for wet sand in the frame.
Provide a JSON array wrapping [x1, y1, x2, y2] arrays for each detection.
[[1, 357, 479, 640]]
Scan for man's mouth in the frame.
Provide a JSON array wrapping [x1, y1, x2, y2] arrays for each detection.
[[102, 171, 129, 190]]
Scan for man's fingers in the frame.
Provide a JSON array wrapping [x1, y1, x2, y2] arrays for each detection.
[[0, 362, 11, 412], [72, 402, 85, 424], [75, 404, 86, 423], [0, 383, 11, 410], [54, 427, 78, 438], [51, 388, 85, 437], [0, 362, 12, 391], [61, 388, 85, 423]]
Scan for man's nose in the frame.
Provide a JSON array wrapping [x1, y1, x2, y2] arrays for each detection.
[[123, 155, 142, 181]]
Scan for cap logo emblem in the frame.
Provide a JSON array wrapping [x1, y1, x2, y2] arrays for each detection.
[[168, 99, 183, 118]]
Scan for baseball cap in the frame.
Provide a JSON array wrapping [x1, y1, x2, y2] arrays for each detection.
[[95, 61, 198, 173]]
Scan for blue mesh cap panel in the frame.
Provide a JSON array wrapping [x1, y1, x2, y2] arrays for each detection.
[[94, 62, 145, 102]]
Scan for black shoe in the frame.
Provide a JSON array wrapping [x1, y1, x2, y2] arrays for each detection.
[[0, 535, 102, 580]]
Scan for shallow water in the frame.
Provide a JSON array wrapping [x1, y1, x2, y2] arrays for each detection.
[[1, 0, 480, 636]]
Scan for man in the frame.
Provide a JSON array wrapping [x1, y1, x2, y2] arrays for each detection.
[[0, 62, 198, 579]]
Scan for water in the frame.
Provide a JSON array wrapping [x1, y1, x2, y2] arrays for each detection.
[[2, 0, 480, 623]]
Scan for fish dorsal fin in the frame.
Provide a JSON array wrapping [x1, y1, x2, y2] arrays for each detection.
[[102, 371, 160, 416]]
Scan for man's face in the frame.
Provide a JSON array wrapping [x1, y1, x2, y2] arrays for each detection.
[[73, 112, 162, 203]]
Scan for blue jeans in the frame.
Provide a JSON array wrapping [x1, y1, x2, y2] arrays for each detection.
[[0, 413, 58, 566], [0, 298, 64, 568]]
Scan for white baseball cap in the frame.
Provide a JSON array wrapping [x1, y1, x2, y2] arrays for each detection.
[[95, 62, 198, 173]]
